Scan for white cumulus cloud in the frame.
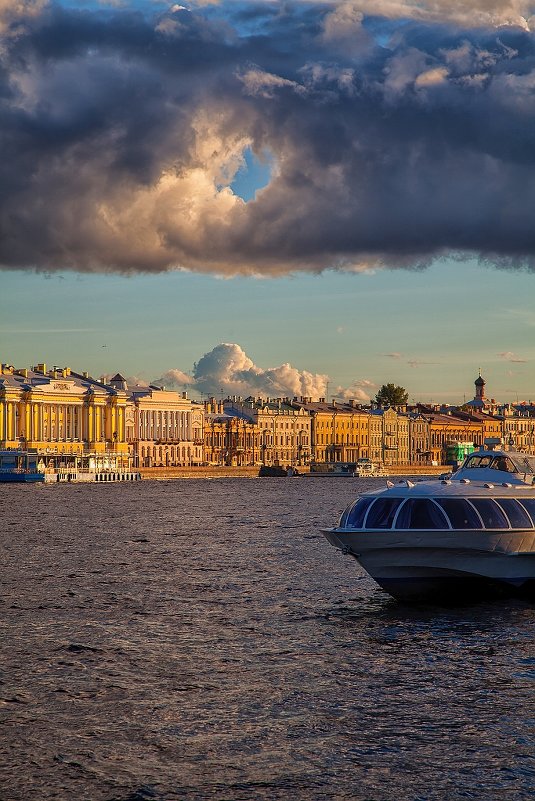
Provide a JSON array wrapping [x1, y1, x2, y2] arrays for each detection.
[[153, 343, 329, 399], [335, 378, 377, 401]]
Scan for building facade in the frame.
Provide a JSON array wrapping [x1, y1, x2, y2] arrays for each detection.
[[501, 404, 535, 454], [0, 363, 129, 470], [125, 380, 204, 467], [204, 399, 260, 466], [291, 398, 370, 464], [223, 397, 311, 467], [408, 413, 431, 466], [369, 407, 410, 467]]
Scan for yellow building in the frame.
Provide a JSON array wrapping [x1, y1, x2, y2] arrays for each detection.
[[369, 407, 410, 467], [0, 363, 129, 470], [501, 405, 535, 453], [291, 398, 369, 464], [420, 409, 483, 465], [408, 413, 431, 466]]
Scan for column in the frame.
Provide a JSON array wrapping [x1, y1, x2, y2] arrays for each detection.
[[7, 402, 13, 442]]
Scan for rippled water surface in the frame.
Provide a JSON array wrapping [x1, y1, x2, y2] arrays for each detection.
[[1, 478, 534, 801]]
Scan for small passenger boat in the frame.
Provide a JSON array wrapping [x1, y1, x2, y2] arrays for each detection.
[[354, 458, 387, 478], [308, 460, 387, 478], [322, 448, 535, 602], [0, 449, 45, 483]]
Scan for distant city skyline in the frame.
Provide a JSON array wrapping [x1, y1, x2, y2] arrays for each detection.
[[1, 2, 534, 403], [2, 257, 534, 404]]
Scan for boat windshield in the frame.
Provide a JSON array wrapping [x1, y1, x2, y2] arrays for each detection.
[[340, 496, 374, 528], [462, 453, 535, 474], [464, 454, 516, 472]]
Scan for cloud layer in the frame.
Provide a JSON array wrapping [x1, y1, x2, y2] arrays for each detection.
[[153, 343, 331, 399], [2, 1, 535, 275]]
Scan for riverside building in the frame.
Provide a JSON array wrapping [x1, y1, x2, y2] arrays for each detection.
[[124, 379, 204, 467], [203, 399, 259, 466], [290, 398, 370, 464], [501, 404, 535, 454], [369, 406, 410, 467], [223, 397, 311, 467], [0, 363, 130, 471]]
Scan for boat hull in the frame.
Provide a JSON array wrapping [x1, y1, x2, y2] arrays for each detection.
[[323, 528, 535, 602], [0, 472, 45, 483]]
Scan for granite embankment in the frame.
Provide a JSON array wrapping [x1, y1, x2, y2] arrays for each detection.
[[139, 465, 447, 480]]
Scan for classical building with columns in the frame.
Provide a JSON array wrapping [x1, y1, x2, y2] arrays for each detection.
[[124, 380, 204, 467], [0, 363, 130, 470]]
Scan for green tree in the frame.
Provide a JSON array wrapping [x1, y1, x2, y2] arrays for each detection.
[[375, 383, 409, 407]]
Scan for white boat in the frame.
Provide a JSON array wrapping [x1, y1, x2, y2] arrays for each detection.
[[322, 448, 535, 602], [308, 459, 387, 478], [354, 458, 387, 478]]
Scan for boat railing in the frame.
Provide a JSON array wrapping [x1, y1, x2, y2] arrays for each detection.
[[0, 467, 43, 474]]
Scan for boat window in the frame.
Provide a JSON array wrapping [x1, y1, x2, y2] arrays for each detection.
[[435, 498, 483, 529], [511, 455, 535, 474], [517, 498, 535, 526], [464, 454, 493, 469], [344, 496, 375, 528], [490, 457, 516, 473], [495, 499, 533, 529], [395, 499, 449, 529], [469, 499, 509, 529], [365, 497, 403, 529]]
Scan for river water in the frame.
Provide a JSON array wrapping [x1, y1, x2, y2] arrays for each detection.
[[0, 477, 534, 801]]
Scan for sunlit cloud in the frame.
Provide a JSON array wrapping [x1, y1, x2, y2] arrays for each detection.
[[2, 2, 535, 276], [152, 343, 329, 399], [335, 378, 377, 402]]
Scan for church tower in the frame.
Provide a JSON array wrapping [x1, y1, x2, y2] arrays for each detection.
[[474, 369, 486, 403]]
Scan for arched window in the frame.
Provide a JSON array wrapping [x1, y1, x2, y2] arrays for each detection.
[[341, 496, 374, 528], [366, 498, 404, 528], [396, 499, 449, 529], [496, 499, 532, 528]]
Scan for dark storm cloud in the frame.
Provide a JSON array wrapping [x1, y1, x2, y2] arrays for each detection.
[[2, 1, 535, 275]]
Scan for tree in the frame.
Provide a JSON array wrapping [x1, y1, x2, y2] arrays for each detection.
[[375, 383, 409, 407]]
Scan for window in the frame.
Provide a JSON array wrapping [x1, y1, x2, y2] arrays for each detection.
[[366, 498, 403, 529], [342, 496, 374, 528], [395, 499, 449, 529], [464, 455, 492, 469], [490, 457, 516, 473], [517, 498, 535, 526], [469, 499, 509, 529], [495, 499, 533, 529], [435, 498, 482, 529]]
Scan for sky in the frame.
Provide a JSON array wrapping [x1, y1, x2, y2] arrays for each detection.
[[1, 0, 535, 403]]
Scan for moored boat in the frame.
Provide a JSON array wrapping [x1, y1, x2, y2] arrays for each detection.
[[322, 448, 535, 602], [354, 458, 387, 478], [0, 449, 45, 482], [308, 460, 387, 478], [0, 449, 141, 483]]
